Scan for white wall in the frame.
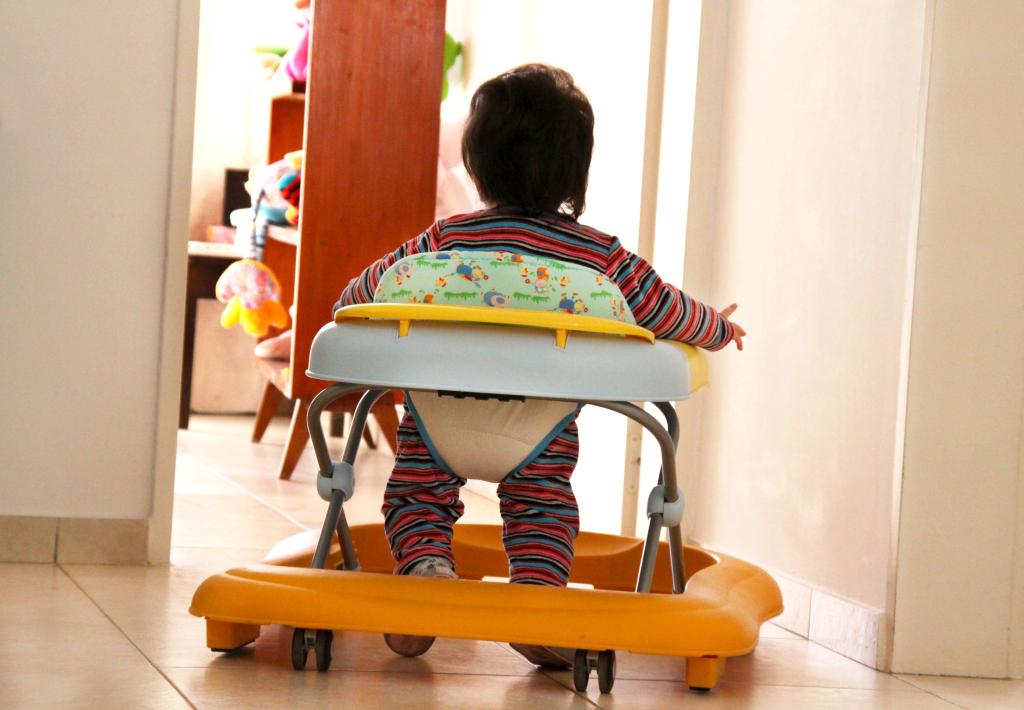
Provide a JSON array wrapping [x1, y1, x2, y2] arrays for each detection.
[[447, 0, 654, 256], [892, 0, 1024, 678], [0, 1, 184, 519], [688, 0, 931, 613]]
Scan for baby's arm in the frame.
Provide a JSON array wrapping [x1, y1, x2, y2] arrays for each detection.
[[331, 223, 439, 313], [608, 245, 743, 351]]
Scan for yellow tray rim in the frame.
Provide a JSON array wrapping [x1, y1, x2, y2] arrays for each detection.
[[334, 303, 656, 348]]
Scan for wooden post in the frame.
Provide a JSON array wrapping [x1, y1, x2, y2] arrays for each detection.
[[290, 0, 446, 404]]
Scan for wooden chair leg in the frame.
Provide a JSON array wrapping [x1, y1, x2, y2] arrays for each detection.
[[371, 395, 399, 454], [329, 412, 345, 438], [252, 381, 285, 443], [361, 423, 378, 449], [278, 399, 310, 480]]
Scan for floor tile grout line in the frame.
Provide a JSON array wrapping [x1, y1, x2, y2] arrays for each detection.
[[544, 669, 977, 704], [637, 676, 961, 691], [173, 662, 617, 695], [892, 675, 972, 709], [168, 543, 287, 553], [56, 564, 198, 710], [172, 544, 280, 553], [539, 668, 605, 707], [488, 643, 604, 707], [155, 664, 547, 679], [204, 464, 314, 532], [542, 669, 978, 695]]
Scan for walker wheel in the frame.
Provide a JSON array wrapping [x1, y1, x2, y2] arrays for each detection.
[[572, 649, 590, 692], [597, 650, 616, 693], [291, 628, 308, 670], [314, 629, 334, 672]]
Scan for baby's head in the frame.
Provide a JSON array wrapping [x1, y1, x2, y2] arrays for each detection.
[[462, 64, 594, 220]]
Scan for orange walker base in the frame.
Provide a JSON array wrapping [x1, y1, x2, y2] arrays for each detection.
[[191, 523, 783, 691]]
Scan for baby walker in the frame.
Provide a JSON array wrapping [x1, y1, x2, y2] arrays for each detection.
[[190, 252, 783, 693]]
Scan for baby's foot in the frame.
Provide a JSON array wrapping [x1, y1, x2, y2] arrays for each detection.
[[407, 556, 457, 579], [384, 556, 457, 657], [510, 643, 575, 669]]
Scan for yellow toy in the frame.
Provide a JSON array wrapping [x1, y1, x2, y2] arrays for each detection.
[[215, 152, 303, 338], [215, 259, 289, 338]]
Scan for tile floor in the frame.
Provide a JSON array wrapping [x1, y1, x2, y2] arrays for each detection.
[[2, 414, 1021, 709]]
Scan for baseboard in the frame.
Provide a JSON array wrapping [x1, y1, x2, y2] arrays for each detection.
[[0, 515, 149, 565], [808, 583, 888, 670], [0, 516, 58, 562], [770, 571, 812, 637], [765, 564, 888, 671]]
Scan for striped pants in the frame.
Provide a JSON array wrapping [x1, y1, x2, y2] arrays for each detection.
[[382, 409, 581, 586]]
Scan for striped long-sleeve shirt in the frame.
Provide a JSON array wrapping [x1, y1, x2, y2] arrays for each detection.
[[335, 209, 735, 350]]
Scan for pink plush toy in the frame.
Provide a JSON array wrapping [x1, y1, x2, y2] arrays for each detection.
[[216, 152, 303, 338], [215, 260, 289, 338]]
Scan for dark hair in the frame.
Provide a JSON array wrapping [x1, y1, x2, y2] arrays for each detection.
[[461, 64, 594, 220]]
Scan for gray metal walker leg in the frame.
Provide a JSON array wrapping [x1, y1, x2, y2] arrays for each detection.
[[653, 402, 685, 594], [590, 400, 685, 594], [292, 384, 393, 674], [306, 384, 389, 570]]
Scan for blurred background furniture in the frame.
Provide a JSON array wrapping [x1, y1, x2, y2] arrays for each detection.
[[254, 1, 446, 479], [180, 240, 244, 429]]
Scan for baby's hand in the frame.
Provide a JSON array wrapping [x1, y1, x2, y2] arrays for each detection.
[[720, 303, 746, 351]]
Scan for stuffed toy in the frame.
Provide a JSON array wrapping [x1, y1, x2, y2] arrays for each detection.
[[246, 151, 302, 227], [216, 259, 289, 337], [278, 1, 311, 82], [215, 152, 302, 338]]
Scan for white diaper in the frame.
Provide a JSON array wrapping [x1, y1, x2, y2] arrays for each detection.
[[406, 391, 579, 483]]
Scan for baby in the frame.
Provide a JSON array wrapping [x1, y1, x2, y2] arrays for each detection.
[[334, 64, 744, 665]]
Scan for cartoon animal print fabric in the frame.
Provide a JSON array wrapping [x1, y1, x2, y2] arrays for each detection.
[[373, 251, 636, 323], [335, 209, 734, 350]]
